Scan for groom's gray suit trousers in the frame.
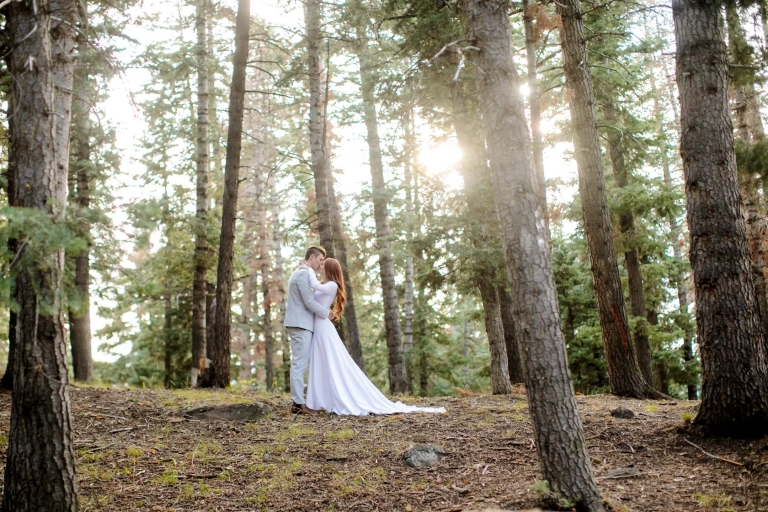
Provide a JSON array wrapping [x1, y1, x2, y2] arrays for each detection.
[[287, 327, 313, 405]]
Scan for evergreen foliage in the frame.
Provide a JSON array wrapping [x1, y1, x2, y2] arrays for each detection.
[[1, 0, 730, 399]]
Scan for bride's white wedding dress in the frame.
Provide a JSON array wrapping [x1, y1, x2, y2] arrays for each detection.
[[304, 269, 445, 416]]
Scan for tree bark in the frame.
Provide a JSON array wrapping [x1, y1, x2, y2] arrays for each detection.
[[205, 281, 216, 373], [498, 285, 525, 384], [672, 0, 768, 437], [68, 36, 93, 383], [726, 5, 768, 350], [200, 0, 250, 388], [646, 310, 670, 395], [269, 177, 291, 392], [2, 0, 80, 507], [238, 276, 253, 382], [557, 0, 661, 399], [304, 0, 363, 361], [478, 281, 512, 394], [1, 286, 16, 391], [417, 288, 428, 396], [2, 94, 17, 392], [522, 0, 548, 229], [304, 0, 334, 253], [262, 267, 274, 389], [602, 104, 655, 387], [463, 0, 604, 508], [355, 25, 407, 394], [191, 0, 210, 388], [328, 180, 365, 370], [450, 85, 511, 394], [164, 294, 173, 388], [462, 319, 470, 386], [654, 56, 697, 400], [255, 158, 274, 389], [403, 110, 415, 391], [760, 1, 768, 46]]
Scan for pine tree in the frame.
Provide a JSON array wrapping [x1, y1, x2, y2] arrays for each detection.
[[726, 4, 768, 343], [672, 0, 768, 437], [2, 0, 80, 507], [191, 0, 211, 388], [557, 0, 662, 399], [304, 0, 335, 253], [462, 0, 604, 507], [355, 21, 408, 394], [522, 0, 547, 227], [201, 0, 251, 388], [68, 34, 97, 383], [1, 94, 17, 392], [450, 82, 512, 395]]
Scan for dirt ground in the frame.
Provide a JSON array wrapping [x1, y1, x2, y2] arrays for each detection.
[[0, 386, 766, 511]]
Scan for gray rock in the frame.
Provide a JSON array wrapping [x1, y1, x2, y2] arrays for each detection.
[[610, 406, 635, 419], [182, 402, 271, 422], [403, 445, 448, 468]]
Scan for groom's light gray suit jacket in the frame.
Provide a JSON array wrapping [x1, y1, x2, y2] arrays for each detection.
[[284, 268, 330, 331]]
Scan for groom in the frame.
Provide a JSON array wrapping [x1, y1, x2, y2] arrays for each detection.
[[284, 246, 333, 414]]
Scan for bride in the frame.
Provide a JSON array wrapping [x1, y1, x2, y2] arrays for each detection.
[[302, 257, 445, 416]]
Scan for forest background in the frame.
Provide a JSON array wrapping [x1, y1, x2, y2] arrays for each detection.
[[0, 0, 715, 398]]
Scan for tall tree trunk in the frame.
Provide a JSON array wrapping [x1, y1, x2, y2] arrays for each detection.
[[522, 0, 547, 228], [673, 0, 768, 437], [417, 288, 428, 396], [164, 294, 173, 388], [355, 25, 407, 394], [255, 157, 274, 389], [726, 5, 768, 347], [403, 110, 415, 391], [304, 0, 334, 252], [602, 104, 654, 387], [1, 280, 16, 391], [238, 276, 253, 382], [202, 15, 219, 384], [262, 268, 274, 389], [462, 318, 470, 386], [647, 310, 670, 395], [203, 280, 216, 378], [478, 284, 511, 394], [200, 0, 250, 388], [2, 0, 80, 507], [497, 285, 525, 384], [327, 180, 365, 369], [652, 58, 697, 400], [2, 94, 17, 392], [304, 0, 363, 363], [463, 0, 604, 508], [557, 0, 661, 399], [69, 37, 93, 383], [451, 85, 511, 394], [191, 0, 210, 388], [269, 177, 291, 392]]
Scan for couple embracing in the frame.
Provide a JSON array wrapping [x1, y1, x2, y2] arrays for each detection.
[[284, 245, 445, 416]]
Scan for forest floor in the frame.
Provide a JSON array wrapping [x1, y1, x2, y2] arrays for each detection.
[[0, 386, 766, 512]]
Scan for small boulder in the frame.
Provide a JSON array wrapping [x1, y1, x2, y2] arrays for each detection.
[[403, 445, 447, 468], [182, 402, 271, 422], [610, 406, 635, 419]]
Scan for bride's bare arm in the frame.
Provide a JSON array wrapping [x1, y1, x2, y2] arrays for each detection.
[[306, 269, 338, 295]]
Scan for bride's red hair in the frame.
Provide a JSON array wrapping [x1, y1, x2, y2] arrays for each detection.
[[323, 258, 346, 320]]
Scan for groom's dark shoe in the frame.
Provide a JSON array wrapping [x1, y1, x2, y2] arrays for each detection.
[[291, 402, 318, 414], [291, 402, 317, 414]]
